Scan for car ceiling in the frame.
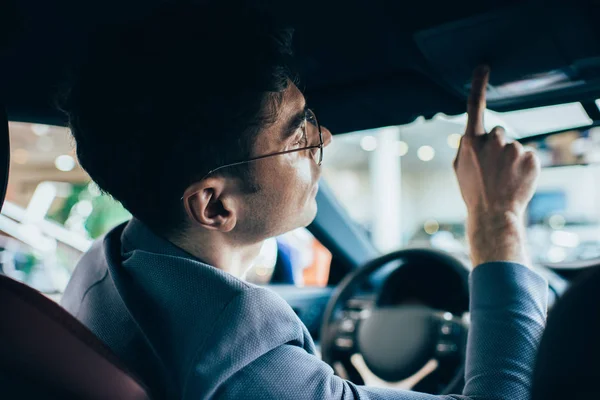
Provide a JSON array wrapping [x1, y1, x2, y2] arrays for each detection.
[[2, 0, 600, 134]]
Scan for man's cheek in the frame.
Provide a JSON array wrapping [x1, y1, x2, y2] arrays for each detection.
[[297, 160, 314, 185]]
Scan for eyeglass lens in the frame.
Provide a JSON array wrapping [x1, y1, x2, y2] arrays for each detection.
[[306, 109, 323, 164]]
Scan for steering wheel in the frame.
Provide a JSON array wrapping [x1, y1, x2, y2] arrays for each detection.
[[320, 249, 470, 395]]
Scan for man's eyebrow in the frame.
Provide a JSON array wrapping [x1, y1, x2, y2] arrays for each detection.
[[281, 104, 308, 140]]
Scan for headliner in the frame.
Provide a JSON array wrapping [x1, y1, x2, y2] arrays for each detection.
[[2, 0, 600, 133]]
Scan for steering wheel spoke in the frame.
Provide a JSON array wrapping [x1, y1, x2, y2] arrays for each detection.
[[433, 311, 468, 360]]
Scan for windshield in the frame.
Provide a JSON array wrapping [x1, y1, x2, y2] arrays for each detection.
[[322, 103, 600, 268]]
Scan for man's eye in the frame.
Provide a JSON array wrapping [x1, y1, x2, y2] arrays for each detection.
[[293, 123, 308, 146]]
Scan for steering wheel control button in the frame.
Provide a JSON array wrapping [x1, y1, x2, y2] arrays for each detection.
[[440, 321, 463, 337], [346, 297, 375, 309], [441, 323, 453, 335], [346, 309, 371, 320], [339, 318, 356, 333], [334, 337, 354, 349], [436, 341, 458, 355]]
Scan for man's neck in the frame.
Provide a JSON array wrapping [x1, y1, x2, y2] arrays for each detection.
[[172, 231, 264, 278]]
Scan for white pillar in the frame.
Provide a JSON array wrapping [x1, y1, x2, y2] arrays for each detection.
[[24, 182, 57, 224], [369, 127, 402, 252]]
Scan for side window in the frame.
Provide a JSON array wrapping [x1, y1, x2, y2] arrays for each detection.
[[5, 122, 130, 301], [3, 122, 332, 302]]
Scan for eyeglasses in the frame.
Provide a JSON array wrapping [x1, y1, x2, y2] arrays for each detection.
[[203, 108, 323, 178], [181, 109, 323, 201]]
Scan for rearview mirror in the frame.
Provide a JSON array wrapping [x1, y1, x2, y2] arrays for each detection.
[[521, 126, 600, 168]]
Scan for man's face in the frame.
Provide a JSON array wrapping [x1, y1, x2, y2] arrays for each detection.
[[234, 83, 332, 241]]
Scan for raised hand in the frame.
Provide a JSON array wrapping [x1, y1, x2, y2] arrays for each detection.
[[454, 66, 540, 266]]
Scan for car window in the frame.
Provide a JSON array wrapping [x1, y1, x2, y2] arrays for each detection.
[[3, 122, 331, 301], [322, 103, 600, 269]]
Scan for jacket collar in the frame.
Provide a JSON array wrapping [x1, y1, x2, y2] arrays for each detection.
[[121, 218, 198, 262]]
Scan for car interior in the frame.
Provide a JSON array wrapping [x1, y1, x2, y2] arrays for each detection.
[[2, 0, 600, 398]]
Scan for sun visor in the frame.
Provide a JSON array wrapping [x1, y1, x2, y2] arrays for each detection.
[[414, 3, 600, 104]]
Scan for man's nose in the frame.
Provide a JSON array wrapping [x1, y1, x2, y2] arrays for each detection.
[[321, 126, 333, 147]]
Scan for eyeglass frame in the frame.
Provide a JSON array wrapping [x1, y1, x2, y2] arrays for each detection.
[[181, 108, 324, 201]]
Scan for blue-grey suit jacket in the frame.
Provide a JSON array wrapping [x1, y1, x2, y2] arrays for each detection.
[[61, 219, 547, 399]]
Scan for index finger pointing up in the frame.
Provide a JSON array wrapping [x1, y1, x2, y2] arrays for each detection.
[[466, 65, 490, 137]]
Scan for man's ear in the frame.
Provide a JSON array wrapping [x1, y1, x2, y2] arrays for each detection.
[[182, 178, 238, 232]]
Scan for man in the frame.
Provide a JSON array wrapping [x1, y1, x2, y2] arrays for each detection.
[[60, 3, 546, 399]]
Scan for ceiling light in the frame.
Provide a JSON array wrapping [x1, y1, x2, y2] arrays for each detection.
[[394, 140, 409, 156], [360, 136, 378, 152], [36, 136, 54, 152], [13, 149, 29, 165], [417, 145, 435, 161], [55, 155, 75, 172], [31, 124, 50, 136], [548, 214, 566, 230], [74, 200, 93, 217], [255, 267, 270, 277], [551, 231, 580, 248], [424, 219, 439, 235], [87, 182, 102, 197], [547, 246, 567, 263], [447, 134, 462, 149], [476, 70, 583, 102]]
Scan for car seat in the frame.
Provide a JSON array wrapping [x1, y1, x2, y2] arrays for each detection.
[[532, 265, 600, 399]]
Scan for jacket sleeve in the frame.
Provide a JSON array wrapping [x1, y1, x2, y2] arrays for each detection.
[[183, 262, 547, 400]]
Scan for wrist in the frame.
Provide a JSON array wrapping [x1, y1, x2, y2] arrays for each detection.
[[468, 209, 524, 233], [467, 211, 530, 267]]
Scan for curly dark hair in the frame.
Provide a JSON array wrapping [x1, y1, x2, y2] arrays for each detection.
[[59, 2, 297, 237]]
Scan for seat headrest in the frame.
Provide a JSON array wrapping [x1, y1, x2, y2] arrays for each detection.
[[0, 274, 151, 399], [532, 265, 600, 399]]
